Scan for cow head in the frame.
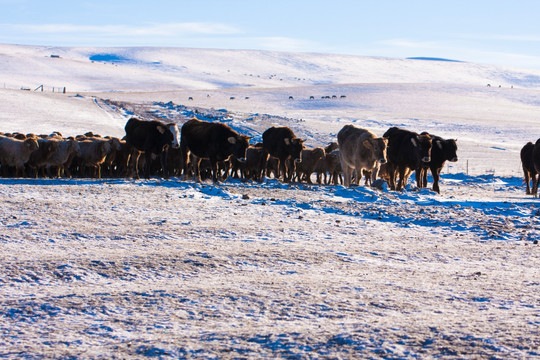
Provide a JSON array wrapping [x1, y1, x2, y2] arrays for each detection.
[[411, 134, 432, 163], [363, 137, 388, 164], [108, 137, 122, 151], [24, 138, 39, 152], [98, 141, 112, 158], [227, 134, 251, 160], [440, 138, 458, 162], [284, 137, 304, 160], [166, 123, 181, 149], [69, 139, 81, 156]]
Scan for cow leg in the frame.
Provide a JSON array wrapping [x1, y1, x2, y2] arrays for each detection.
[[415, 168, 422, 188], [432, 167, 441, 194], [342, 165, 351, 187], [370, 167, 379, 186], [386, 164, 396, 190], [523, 166, 531, 194], [129, 150, 141, 179], [160, 151, 169, 179], [210, 159, 219, 183], [144, 152, 153, 179], [397, 166, 407, 191], [280, 159, 287, 182], [192, 155, 201, 183], [422, 168, 428, 188]]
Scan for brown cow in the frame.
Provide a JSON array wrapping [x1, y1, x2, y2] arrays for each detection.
[[521, 142, 538, 195], [241, 145, 268, 181], [532, 138, 540, 197], [76, 138, 112, 178], [262, 126, 304, 182], [337, 125, 388, 187], [45, 138, 81, 178], [26, 138, 60, 177], [383, 127, 432, 191], [0, 135, 39, 177], [294, 147, 326, 184]]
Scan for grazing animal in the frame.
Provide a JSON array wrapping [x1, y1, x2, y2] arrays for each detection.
[[337, 125, 388, 187], [294, 147, 326, 184], [262, 126, 304, 182], [76, 138, 112, 178], [416, 133, 458, 194], [314, 143, 342, 185], [180, 118, 250, 182], [521, 142, 538, 195], [240, 145, 268, 181], [532, 138, 540, 197], [383, 127, 432, 191], [124, 117, 180, 179], [45, 138, 81, 178], [26, 138, 60, 177], [0, 135, 39, 177]]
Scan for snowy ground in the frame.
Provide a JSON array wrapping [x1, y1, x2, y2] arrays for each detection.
[[1, 44, 540, 358]]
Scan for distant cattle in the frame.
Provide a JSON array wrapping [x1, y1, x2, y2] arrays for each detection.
[[0, 135, 39, 177], [262, 126, 304, 182], [337, 125, 388, 187], [521, 142, 538, 195], [531, 138, 540, 197], [416, 133, 458, 194], [124, 117, 180, 179], [383, 127, 432, 191], [180, 118, 250, 182]]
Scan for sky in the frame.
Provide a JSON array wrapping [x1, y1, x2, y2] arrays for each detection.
[[1, 0, 540, 69]]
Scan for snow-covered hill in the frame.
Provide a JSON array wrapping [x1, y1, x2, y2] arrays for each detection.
[[3, 43, 540, 92]]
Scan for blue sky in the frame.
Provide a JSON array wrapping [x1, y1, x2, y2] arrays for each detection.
[[1, 0, 540, 69]]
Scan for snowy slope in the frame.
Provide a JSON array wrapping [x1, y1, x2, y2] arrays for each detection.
[[2, 43, 540, 92]]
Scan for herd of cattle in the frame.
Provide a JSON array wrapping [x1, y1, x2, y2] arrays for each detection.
[[0, 116, 467, 194]]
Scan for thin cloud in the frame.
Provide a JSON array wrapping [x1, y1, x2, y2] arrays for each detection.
[[2, 22, 241, 37], [456, 33, 540, 43]]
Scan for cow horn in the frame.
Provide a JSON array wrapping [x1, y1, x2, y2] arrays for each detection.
[[157, 126, 166, 134], [437, 140, 443, 149], [284, 138, 291, 145], [228, 136, 237, 144], [363, 140, 372, 149], [411, 137, 418, 147]]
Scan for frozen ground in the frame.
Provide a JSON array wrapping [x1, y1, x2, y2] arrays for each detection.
[[0, 44, 539, 358], [1, 176, 539, 358]]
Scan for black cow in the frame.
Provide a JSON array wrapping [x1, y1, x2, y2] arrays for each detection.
[[531, 138, 540, 197], [262, 126, 304, 182], [520, 142, 537, 195], [383, 127, 432, 191], [124, 117, 180, 179], [180, 118, 250, 182], [416, 133, 458, 194]]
